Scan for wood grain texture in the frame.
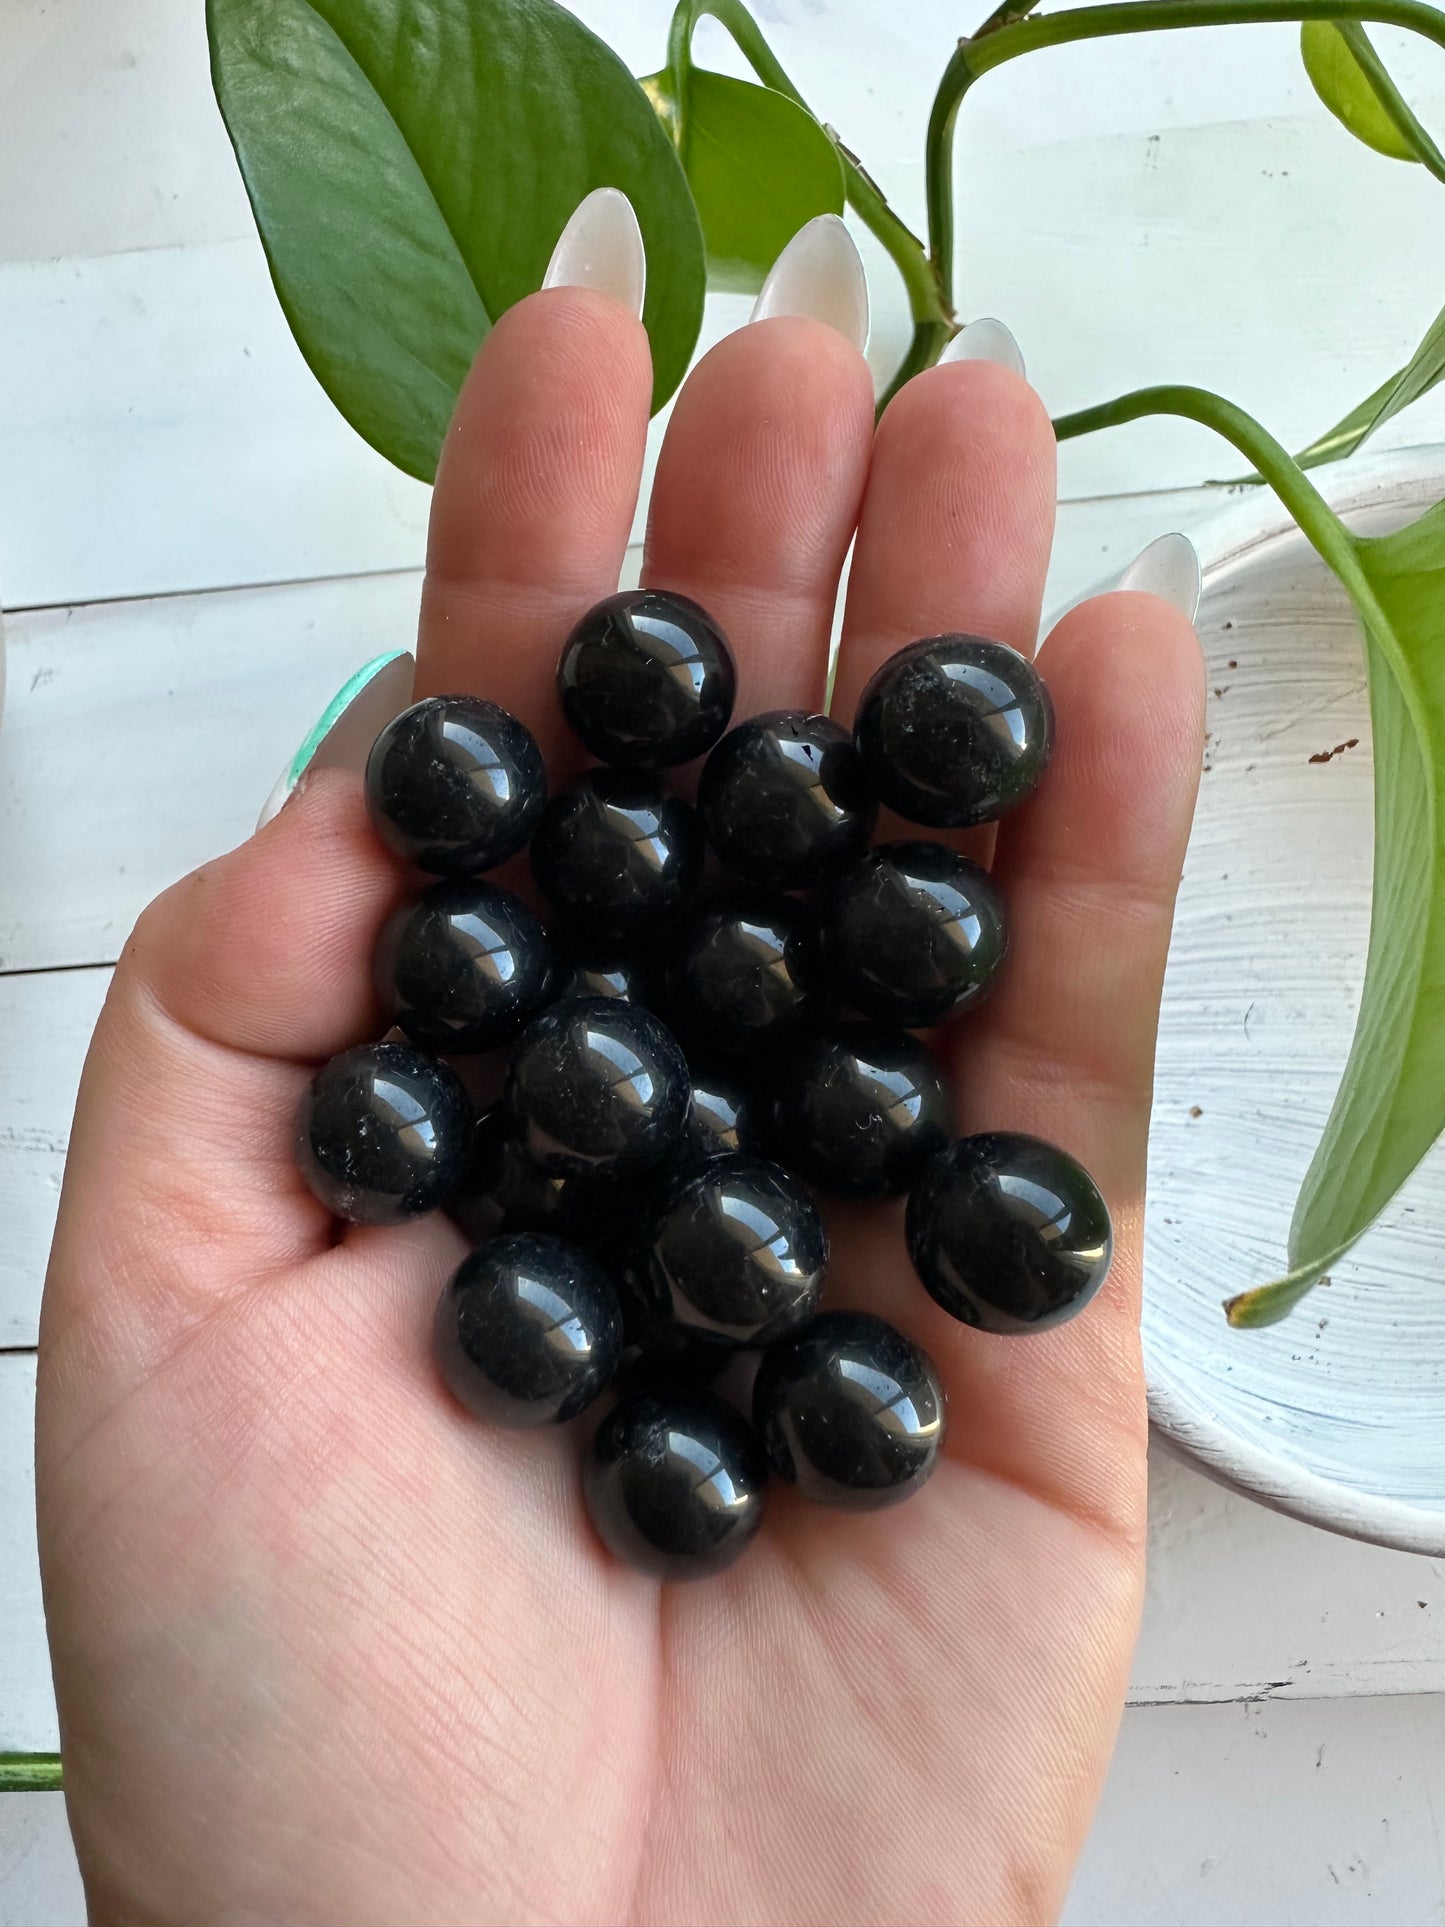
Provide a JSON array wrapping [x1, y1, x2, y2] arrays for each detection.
[[0, 971, 108, 1348], [0, 1358, 49, 1755], [1065, 1691, 1445, 1927]]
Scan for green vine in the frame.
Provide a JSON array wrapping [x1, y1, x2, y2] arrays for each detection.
[[0, 1754, 63, 1794], [664, 0, 954, 341]]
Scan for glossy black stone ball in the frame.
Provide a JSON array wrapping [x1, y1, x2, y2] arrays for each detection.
[[558, 588, 737, 768], [530, 768, 704, 944], [824, 842, 1009, 1029], [629, 1154, 827, 1351], [364, 695, 546, 874], [583, 1387, 768, 1579], [698, 711, 876, 889], [435, 1234, 622, 1427], [662, 893, 820, 1055], [768, 1024, 951, 1199], [906, 1131, 1113, 1334], [294, 1042, 471, 1225], [551, 949, 650, 1005], [753, 1312, 947, 1510], [853, 635, 1053, 828], [504, 997, 691, 1179], [672, 1068, 759, 1171], [375, 880, 554, 1053], [451, 1109, 615, 1246]]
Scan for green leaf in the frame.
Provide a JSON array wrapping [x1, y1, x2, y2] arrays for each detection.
[[643, 67, 844, 294], [1225, 500, 1445, 1325], [1292, 300, 1445, 471], [1302, 19, 1445, 165], [209, 0, 705, 481]]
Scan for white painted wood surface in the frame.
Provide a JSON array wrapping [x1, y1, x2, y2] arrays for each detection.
[[4, 0, 1444, 1919]]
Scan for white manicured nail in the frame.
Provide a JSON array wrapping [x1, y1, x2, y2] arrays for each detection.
[[750, 213, 869, 352], [541, 187, 647, 319], [939, 317, 1025, 377], [257, 650, 416, 830], [1117, 532, 1201, 622]]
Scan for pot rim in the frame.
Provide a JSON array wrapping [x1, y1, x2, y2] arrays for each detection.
[[1141, 439, 1445, 1556]]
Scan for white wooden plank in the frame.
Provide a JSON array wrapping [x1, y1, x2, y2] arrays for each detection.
[[0, 241, 434, 611], [0, 0, 251, 267], [1066, 1693, 1445, 1927], [0, 1356, 51, 1755], [0, 1797, 83, 1927], [7, 0, 1444, 269], [1133, 1448, 1445, 1706], [0, 568, 427, 974], [0, 972, 109, 1348], [5, 54, 1445, 604]]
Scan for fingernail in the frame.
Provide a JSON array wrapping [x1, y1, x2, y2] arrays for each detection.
[[750, 213, 869, 352], [542, 186, 647, 320], [939, 317, 1025, 377], [257, 650, 416, 831], [1117, 532, 1201, 622]]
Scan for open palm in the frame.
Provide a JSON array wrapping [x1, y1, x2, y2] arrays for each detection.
[[37, 287, 1203, 1926]]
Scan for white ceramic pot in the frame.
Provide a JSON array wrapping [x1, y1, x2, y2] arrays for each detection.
[[1143, 444, 1445, 1555]]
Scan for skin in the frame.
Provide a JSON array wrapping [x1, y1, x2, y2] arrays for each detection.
[[37, 288, 1204, 1927]]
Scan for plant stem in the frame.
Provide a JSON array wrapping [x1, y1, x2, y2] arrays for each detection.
[[1334, 20, 1445, 180], [0, 1754, 63, 1793], [927, 0, 1445, 315], [664, 0, 954, 342], [1053, 382, 1400, 668]]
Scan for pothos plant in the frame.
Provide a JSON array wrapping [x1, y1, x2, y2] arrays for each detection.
[[204, 0, 1445, 1330]]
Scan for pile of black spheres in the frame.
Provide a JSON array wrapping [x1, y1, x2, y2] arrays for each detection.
[[294, 589, 1114, 1580]]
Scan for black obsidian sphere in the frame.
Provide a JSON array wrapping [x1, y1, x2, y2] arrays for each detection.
[[854, 635, 1053, 828], [551, 949, 650, 1005], [662, 893, 819, 1055], [451, 1109, 615, 1246], [364, 695, 545, 874], [906, 1132, 1113, 1334], [753, 1312, 946, 1510], [824, 842, 1009, 1029], [673, 1068, 759, 1170], [558, 589, 737, 768], [583, 1387, 768, 1579], [375, 880, 553, 1052], [698, 711, 876, 889], [768, 1025, 951, 1199], [504, 997, 690, 1179], [629, 1154, 826, 1351], [294, 1042, 471, 1225], [530, 768, 704, 944], [435, 1235, 622, 1427]]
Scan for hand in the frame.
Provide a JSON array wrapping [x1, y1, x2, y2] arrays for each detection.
[[38, 285, 1203, 1926]]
